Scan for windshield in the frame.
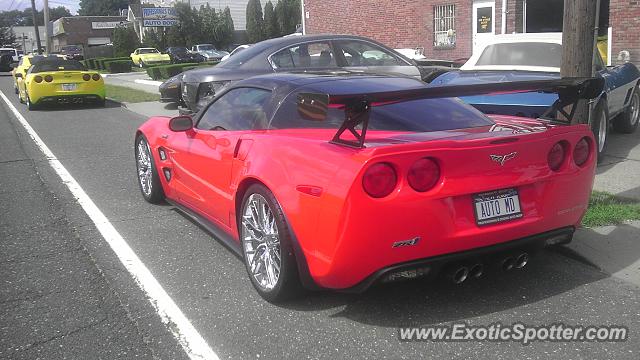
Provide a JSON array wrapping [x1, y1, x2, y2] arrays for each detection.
[[199, 45, 214, 51], [172, 47, 188, 54], [62, 46, 81, 52], [475, 42, 562, 68], [218, 42, 271, 68], [30, 59, 86, 73], [139, 48, 159, 54], [272, 93, 493, 131], [0, 49, 16, 56]]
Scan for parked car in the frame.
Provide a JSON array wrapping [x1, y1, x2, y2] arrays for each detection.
[[130, 48, 171, 68], [16, 58, 105, 110], [191, 44, 229, 62], [220, 44, 251, 62], [170, 35, 424, 113], [430, 33, 640, 159], [136, 72, 601, 301], [165, 47, 206, 64], [0, 54, 14, 72], [60, 45, 84, 60], [0, 47, 19, 62]]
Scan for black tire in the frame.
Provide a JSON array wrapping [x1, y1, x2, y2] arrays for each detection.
[[139, 60, 145, 68], [613, 86, 640, 134], [26, 93, 37, 110], [96, 98, 106, 107], [18, 90, 24, 104], [134, 134, 165, 204], [239, 184, 302, 302], [14, 85, 18, 94], [591, 99, 609, 163]]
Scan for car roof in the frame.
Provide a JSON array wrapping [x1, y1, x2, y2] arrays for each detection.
[[232, 71, 425, 95]]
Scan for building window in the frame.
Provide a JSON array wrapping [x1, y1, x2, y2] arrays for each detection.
[[434, 4, 456, 49]]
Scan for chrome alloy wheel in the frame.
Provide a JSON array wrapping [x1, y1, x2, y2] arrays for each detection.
[[241, 194, 281, 291], [630, 91, 640, 127], [136, 138, 153, 197], [598, 107, 607, 153]]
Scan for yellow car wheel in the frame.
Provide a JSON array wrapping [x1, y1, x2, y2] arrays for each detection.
[[138, 60, 145, 68]]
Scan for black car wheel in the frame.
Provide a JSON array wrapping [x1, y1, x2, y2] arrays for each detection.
[[135, 135, 165, 204], [26, 93, 38, 111], [591, 99, 609, 163], [240, 184, 302, 302], [613, 85, 640, 134]]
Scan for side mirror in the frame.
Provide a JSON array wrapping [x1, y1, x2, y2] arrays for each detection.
[[169, 115, 193, 132], [15, 73, 23, 79]]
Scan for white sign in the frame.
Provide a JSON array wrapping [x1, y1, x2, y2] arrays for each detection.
[[142, 7, 177, 20], [143, 19, 178, 27], [91, 21, 122, 29]]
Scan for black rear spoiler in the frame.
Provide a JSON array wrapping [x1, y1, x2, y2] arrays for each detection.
[[297, 77, 604, 148]]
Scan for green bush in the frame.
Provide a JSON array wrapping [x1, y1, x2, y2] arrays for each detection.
[[86, 58, 98, 69], [146, 66, 164, 80], [160, 63, 199, 79], [98, 57, 130, 70], [105, 60, 133, 73]]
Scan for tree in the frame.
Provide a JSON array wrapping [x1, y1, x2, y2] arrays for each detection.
[[276, 0, 300, 36], [245, 0, 265, 43], [263, 1, 278, 39], [0, 7, 71, 27], [216, 7, 235, 48], [143, 28, 166, 50], [200, 4, 218, 44], [166, 3, 204, 48], [0, 25, 16, 46], [112, 25, 140, 57], [78, 0, 128, 16]]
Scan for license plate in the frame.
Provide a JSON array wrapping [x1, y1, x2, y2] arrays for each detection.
[[473, 188, 523, 226], [61, 83, 76, 91]]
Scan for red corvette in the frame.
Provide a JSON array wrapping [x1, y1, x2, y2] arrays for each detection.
[[135, 73, 602, 302]]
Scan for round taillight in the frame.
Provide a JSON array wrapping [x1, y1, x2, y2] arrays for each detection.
[[408, 158, 440, 192], [34, 75, 43, 83], [83, 74, 91, 81], [573, 137, 591, 167], [548, 142, 565, 171], [362, 163, 397, 198], [92, 73, 101, 81], [44, 75, 53, 82]]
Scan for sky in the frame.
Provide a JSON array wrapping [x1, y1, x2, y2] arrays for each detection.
[[0, 0, 81, 15]]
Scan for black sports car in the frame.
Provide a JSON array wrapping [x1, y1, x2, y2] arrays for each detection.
[[165, 47, 206, 64], [160, 34, 425, 113]]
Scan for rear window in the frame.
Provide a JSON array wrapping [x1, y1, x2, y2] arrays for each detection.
[[139, 48, 159, 54], [272, 93, 493, 132], [31, 60, 86, 73], [475, 42, 562, 68], [0, 49, 16, 56]]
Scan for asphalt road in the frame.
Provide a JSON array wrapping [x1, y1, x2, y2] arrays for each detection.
[[1, 74, 639, 359]]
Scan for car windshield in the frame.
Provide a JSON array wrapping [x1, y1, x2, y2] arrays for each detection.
[[139, 48, 159, 54], [475, 42, 562, 68], [30, 59, 86, 73], [172, 47, 188, 54], [218, 41, 272, 68], [0, 49, 16, 56], [272, 92, 493, 132], [62, 46, 81, 52], [199, 45, 214, 51]]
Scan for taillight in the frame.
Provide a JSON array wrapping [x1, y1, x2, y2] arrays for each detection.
[[573, 137, 591, 167], [548, 142, 566, 171], [34, 75, 43, 83], [362, 163, 397, 198], [92, 73, 101, 81], [408, 158, 440, 192], [44, 75, 53, 82], [83, 74, 91, 81]]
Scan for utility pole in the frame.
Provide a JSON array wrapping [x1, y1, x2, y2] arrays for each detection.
[[561, 0, 597, 124], [44, 0, 51, 53], [30, 0, 42, 54]]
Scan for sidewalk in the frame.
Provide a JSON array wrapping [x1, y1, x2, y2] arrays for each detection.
[[103, 72, 162, 94]]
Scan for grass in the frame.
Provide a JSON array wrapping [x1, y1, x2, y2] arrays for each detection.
[[582, 191, 640, 227], [105, 84, 160, 103]]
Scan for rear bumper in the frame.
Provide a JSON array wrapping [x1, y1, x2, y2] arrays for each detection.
[[345, 226, 574, 293]]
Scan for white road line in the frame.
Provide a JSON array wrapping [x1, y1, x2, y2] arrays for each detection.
[[0, 91, 220, 360]]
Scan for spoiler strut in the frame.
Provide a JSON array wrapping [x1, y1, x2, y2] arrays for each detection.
[[297, 77, 605, 149]]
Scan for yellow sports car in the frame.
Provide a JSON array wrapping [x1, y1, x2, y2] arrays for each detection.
[[11, 54, 64, 95], [130, 48, 171, 68], [17, 58, 105, 110]]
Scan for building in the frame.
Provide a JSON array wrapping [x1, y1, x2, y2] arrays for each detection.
[[51, 16, 127, 51], [11, 26, 47, 53], [303, 0, 639, 65], [190, 0, 251, 30]]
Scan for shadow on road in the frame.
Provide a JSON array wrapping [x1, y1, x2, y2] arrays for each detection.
[[597, 131, 640, 173]]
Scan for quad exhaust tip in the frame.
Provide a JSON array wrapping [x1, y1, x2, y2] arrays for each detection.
[[515, 252, 529, 269], [469, 263, 484, 279], [501, 257, 516, 271], [450, 266, 469, 284]]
